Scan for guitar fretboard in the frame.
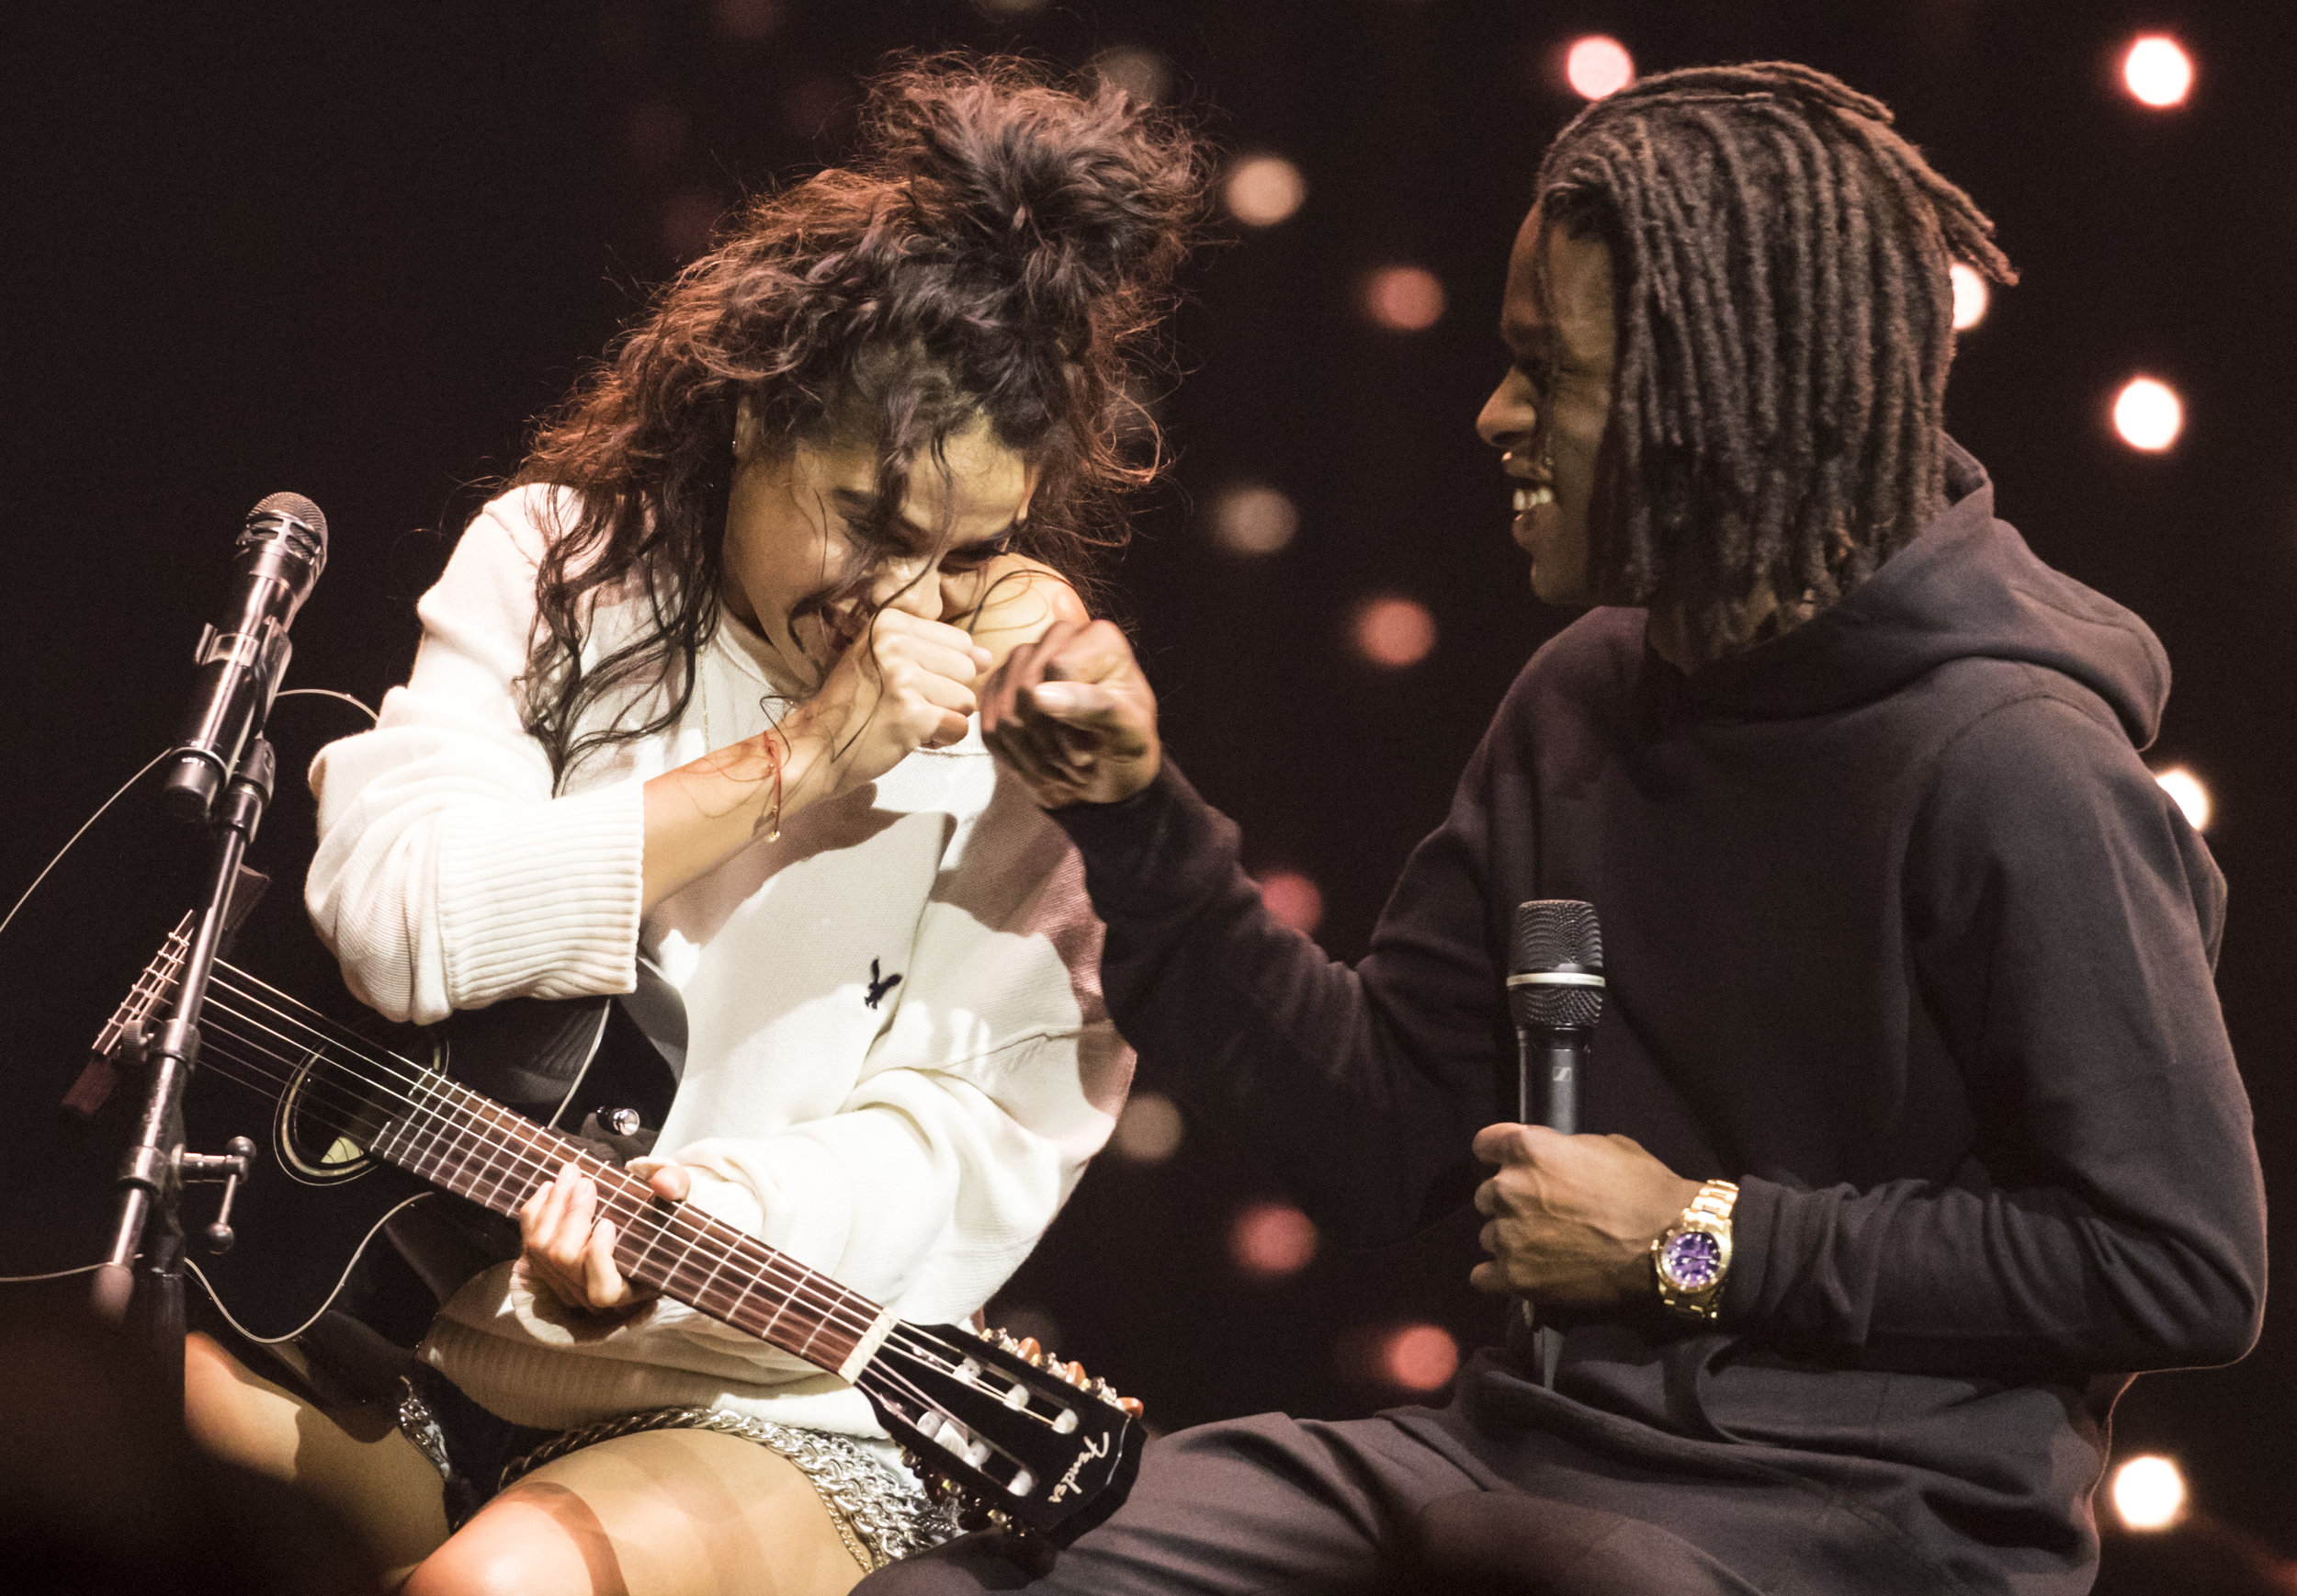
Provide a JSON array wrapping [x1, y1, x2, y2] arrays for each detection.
[[366, 1072, 883, 1375]]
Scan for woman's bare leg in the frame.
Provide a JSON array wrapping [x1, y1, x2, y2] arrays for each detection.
[[402, 1426, 867, 1596], [184, 1330, 450, 1582]]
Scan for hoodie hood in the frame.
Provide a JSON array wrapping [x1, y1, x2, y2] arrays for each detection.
[[1669, 440, 2170, 746]]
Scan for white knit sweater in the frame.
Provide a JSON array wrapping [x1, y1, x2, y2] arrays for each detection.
[[305, 485, 1132, 1436]]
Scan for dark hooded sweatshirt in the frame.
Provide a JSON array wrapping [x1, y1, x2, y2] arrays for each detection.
[[1052, 447, 2266, 1593]]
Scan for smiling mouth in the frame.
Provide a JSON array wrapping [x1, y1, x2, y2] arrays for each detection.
[[1512, 484, 1556, 512]]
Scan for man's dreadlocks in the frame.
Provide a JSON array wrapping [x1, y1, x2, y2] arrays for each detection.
[[1534, 62, 2016, 655]]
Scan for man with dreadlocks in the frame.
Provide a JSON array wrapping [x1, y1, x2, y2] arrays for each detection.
[[863, 62, 2266, 1596]]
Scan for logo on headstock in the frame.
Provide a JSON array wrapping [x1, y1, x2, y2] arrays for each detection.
[[1047, 1431, 1111, 1502]]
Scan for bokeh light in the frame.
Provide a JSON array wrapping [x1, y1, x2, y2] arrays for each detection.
[[709, 0, 783, 42], [1950, 262, 1990, 331], [2122, 36, 2193, 108], [660, 192, 723, 260], [1111, 1091, 1184, 1163], [1230, 1202, 1319, 1279], [1362, 266, 1446, 332], [1225, 154, 1307, 228], [2113, 377, 2183, 451], [1255, 870, 1325, 935], [1209, 483, 1299, 556], [781, 75, 852, 142], [2154, 767, 2212, 831], [1092, 44, 1171, 105], [624, 102, 689, 170], [2111, 1455, 2188, 1532], [1565, 36, 1635, 100], [992, 1302, 1062, 1355], [1383, 1324, 1461, 1390], [1354, 596, 1437, 668]]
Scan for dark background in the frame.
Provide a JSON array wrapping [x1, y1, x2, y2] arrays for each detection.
[[6, 0, 2291, 1579]]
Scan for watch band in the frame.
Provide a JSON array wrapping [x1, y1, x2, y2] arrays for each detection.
[[1652, 1179, 1738, 1320]]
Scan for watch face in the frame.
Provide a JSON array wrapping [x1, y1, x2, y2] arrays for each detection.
[[1659, 1230, 1724, 1291]]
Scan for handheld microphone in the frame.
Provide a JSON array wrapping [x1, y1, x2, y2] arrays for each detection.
[[1508, 900, 1605, 1135], [160, 492, 328, 823]]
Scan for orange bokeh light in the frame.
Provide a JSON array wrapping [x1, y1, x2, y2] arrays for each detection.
[[1354, 596, 1437, 668], [1383, 1324, 1461, 1390], [1255, 870, 1325, 934], [1231, 1202, 1319, 1279], [1362, 266, 1445, 332]]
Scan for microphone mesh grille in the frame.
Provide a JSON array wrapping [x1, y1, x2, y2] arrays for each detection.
[[1511, 900, 1602, 975], [250, 492, 329, 549], [1511, 900, 1605, 1030], [1520, 983, 1605, 1029]]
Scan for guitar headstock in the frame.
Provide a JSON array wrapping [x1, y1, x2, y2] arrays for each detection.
[[857, 1321, 1145, 1546]]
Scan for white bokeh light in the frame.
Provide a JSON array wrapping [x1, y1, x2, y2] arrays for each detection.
[[1111, 1092, 1184, 1163], [1950, 262, 1990, 331], [2113, 378, 2183, 452], [2110, 1455, 2188, 1532], [1092, 44, 1171, 106], [2154, 767, 2212, 832], [1209, 483, 1299, 556], [1565, 36, 1635, 100], [1225, 154, 1307, 228], [2123, 36, 2193, 108]]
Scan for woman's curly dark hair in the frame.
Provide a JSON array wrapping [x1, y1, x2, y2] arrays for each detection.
[[509, 56, 1205, 781]]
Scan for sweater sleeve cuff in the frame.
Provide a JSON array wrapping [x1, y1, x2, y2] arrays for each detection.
[[1047, 760, 1242, 918], [436, 777, 646, 1007], [1715, 1173, 1783, 1331]]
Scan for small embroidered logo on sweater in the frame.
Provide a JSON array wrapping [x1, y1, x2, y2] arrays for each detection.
[[865, 959, 903, 1010]]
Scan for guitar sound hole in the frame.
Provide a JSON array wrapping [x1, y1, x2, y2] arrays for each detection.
[[277, 1055, 391, 1183]]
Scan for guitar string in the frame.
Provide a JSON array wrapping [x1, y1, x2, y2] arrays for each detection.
[[192, 1002, 886, 1359], [187, 988, 892, 1354], [189, 1011, 1093, 1431], [114, 949, 1087, 1401], [122, 945, 1036, 1379], [196, 968, 1008, 1372], [149, 1018, 1092, 1441]]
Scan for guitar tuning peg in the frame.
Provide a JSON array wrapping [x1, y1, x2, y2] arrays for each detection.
[[1117, 1395, 1146, 1418], [1062, 1360, 1091, 1388], [1015, 1336, 1043, 1364]]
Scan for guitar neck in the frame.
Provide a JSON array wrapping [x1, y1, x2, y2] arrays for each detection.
[[366, 1077, 889, 1377]]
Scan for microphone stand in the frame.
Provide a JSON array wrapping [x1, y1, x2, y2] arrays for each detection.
[[90, 738, 273, 1399]]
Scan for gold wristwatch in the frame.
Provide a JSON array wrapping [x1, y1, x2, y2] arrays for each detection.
[[1652, 1179, 1738, 1320]]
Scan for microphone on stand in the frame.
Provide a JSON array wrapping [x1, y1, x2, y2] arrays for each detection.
[[160, 492, 328, 824], [1505, 900, 1605, 1386]]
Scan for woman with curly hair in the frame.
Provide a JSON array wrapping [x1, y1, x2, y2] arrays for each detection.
[[183, 58, 1202, 1596]]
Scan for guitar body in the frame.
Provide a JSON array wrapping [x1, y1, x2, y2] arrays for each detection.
[[183, 991, 678, 1343]]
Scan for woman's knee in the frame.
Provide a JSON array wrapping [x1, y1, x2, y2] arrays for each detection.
[[184, 1331, 301, 1477], [402, 1488, 620, 1596]]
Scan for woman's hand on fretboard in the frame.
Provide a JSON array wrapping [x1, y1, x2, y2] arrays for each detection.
[[519, 1158, 691, 1314]]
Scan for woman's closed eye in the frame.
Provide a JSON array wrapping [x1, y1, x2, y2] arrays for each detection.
[[938, 533, 1015, 572]]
